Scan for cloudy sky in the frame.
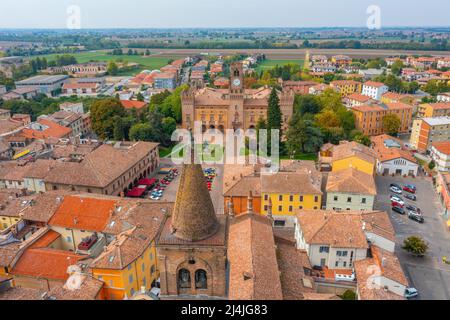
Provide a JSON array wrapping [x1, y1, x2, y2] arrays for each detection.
[[0, 0, 449, 29]]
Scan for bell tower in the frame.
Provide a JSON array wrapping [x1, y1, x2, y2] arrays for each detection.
[[229, 62, 244, 94], [228, 62, 245, 130]]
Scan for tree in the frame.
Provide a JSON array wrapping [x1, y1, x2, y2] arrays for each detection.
[[162, 117, 177, 137], [402, 236, 428, 256], [286, 114, 323, 154], [112, 116, 126, 141], [315, 109, 341, 129], [136, 92, 144, 102], [391, 60, 404, 76], [129, 123, 153, 141], [428, 160, 436, 170], [267, 88, 282, 131], [90, 98, 126, 139], [294, 95, 321, 115], [382, 114, 401, 136], [351, 131, 372, 146], [107, 61, 119, 76]]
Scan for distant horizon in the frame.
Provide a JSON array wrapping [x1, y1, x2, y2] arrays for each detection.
[[1, 26, 450, 31], [1, 0, 450, 29]]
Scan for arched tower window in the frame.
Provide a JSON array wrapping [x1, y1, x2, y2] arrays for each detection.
[[178, 269, 191, 289], [195, 269, 207, 289], [234, 69, 240, 77]]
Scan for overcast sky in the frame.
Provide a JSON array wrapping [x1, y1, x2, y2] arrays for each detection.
[[0, 0, 449, 29]]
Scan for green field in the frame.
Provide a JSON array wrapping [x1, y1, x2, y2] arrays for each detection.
[[255, 59, 304, 73], [37, 51, 175, 75]]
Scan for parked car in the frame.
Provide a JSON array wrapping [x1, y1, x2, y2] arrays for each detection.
[[390, 183, 401, 189], [392, 206, 405, 215], [405, 205, 421, 214], [408, 211, 424, 223], [405, 287, 419, 299], [150, 195, 161, 201], [403, 185, 417, 194], [405, 194, 417, 201], [390, 195, 404, 205], [390, 186, 402, 194]]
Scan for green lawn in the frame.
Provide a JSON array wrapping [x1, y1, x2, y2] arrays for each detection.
[[36, 51, 175, 75], [280, 153, 318, 161], [255, 59, 304, 73]]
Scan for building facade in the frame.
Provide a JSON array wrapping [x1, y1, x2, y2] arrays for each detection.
[[181, 63, 295, 132]]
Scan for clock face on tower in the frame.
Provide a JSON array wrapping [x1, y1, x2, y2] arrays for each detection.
[[233, 78, 241, 87]]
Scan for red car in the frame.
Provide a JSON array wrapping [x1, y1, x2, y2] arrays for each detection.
[[403, 185, 416, 194], [391, 201, 404, 209]]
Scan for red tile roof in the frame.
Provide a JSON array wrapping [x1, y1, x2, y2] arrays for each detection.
[[364, 81, 387, 88], [433, 141, 450, 155], [120, 100, 148, 110], [21, 119, 72, 139], [11, 247, 83, 280], [48, 195, 117, 231]]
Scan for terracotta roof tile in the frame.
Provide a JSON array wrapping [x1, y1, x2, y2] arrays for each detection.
[[295, 210, 370, 248], [326, 168, 377, 195], [48, 195, 116, 231], [228, 213, 283, 300]]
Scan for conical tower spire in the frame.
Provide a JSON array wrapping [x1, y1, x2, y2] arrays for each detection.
[[171, 134, 219, 241]]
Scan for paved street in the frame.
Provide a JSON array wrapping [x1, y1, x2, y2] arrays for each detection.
[[375, 175, 450, 300]]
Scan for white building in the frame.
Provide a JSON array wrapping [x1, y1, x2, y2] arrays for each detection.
[[60, 102, 85, 114], [437, 93, 450, 103], [362, 81, 389, 100], [294, 210, 396, 270], [371, 135, 419, 177], [430, 142, 450, 172]]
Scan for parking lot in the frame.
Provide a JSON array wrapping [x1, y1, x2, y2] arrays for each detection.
[[150, 158, 225, 214], [375, 175, 450, 300]]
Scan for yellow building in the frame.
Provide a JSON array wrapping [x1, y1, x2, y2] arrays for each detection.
[[261, 171, 323, 227], [330, 80, 362, 97], [0, 195, 35, 230], [91, 233, 159, 300], [417, 102, 450, 118], [330, 141, 377, 176]]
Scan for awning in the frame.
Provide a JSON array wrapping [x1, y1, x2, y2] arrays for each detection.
[[126, 187, 146, 198], [138, 178, 158, 186], [13, 149, 30, 160]]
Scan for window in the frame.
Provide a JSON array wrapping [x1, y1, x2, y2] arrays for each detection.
[[178, 269, 191, 289], [314, 196, 319, 202], [288, 206, 293, 212], [195, 270, 207, 289], [278, 205, 282, 212], [66, 236, 72, 243], [263, 205, 268, 211], [264, 194, 268, 201], [362, 198, 367, 204], [289, 195, 294, 202], [343, 261, 347, 268], [335, 261, 339, 267], [141, 263, 145, 272], [334, 196, 338, 201], [150, 265, 155, 275], [299, 196, 304, 202], [319, 246, 329, 253], [347, 197, 352, 203], [278, 195, 283, 201], [274, 220, 286, 227], [128, 274, 133, 284]]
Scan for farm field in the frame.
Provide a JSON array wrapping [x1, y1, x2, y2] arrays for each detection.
[[36, 51, 175, 75], [255, 59, 304, 73]]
